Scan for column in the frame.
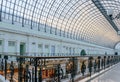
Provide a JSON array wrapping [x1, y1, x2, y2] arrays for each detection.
[[3, 39, 8, 53], [42, 44, 45, 56], [35, 41, 38, 56], [55, 45, 58, 55], [49, 44, 51, 56], [26, 36, 31, 56], [16, 40, 20, 55]]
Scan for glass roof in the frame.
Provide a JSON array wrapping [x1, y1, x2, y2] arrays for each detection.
[[100, 0, 120, 30], [0, 0, 120, 48]]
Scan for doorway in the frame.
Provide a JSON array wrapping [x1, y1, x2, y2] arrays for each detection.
[[20, 43, 26, 55], [51, 45, 55, 56]]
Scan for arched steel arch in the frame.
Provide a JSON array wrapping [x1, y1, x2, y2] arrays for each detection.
[[0, 0, 3, 21], [38, 0, 48, 31], [55, 0, 73, 36], [0, 0, 120, 48], [66, 1, 90, 39], [50, 0, 64, 34], [30, 0, 38, 29]]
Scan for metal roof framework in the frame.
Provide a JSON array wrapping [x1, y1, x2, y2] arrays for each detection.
[[0, 0, 120, 48]]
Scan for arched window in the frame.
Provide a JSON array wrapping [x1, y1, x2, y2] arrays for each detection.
[[80, 49, 86, 56]]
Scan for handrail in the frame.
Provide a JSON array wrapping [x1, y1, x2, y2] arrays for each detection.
[[0, 53, 120, 82], [0, 53, 118, 58]]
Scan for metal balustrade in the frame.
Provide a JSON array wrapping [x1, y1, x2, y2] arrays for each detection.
[[0, 54, 120, 82]]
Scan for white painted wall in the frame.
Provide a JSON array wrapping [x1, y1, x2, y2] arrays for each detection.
[[8, 41, 16, 53], [38, 44, 43, 54], [0, 22, 118, 56]]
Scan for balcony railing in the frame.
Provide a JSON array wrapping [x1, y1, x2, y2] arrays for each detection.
[[0, 53, 120, 82]]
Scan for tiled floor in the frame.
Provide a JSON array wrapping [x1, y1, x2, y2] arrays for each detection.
[[90, 63, 120, 82]]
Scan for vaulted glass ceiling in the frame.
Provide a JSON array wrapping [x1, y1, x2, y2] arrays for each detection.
[[100, 0, 120, 30], [0, 0, 120, 48]]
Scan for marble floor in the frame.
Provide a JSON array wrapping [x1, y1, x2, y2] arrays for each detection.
[[89, 63, 120, 82]]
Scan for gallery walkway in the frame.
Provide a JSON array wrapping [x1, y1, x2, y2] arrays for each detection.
[[88, 62, 120, 82]]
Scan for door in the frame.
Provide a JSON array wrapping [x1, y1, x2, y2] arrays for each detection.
[[51, 45, 55, 56], [20, 43, 26, 55]]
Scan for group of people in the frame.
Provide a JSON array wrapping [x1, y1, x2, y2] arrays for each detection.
[[81, 59, 102, 76]]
